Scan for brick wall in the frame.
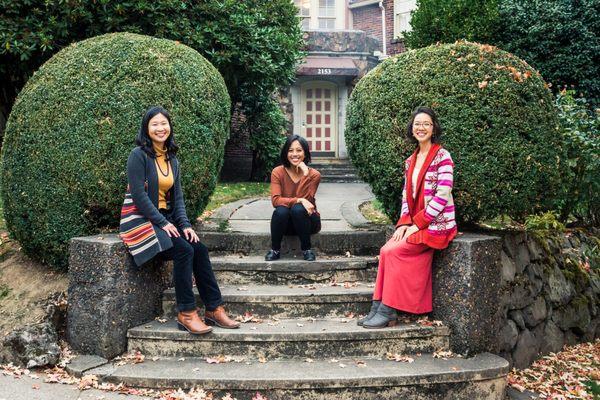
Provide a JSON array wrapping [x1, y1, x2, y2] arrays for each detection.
[[351, 1, 407, 56], [384, 0, 407, 55], [351, 4, 383, 52]]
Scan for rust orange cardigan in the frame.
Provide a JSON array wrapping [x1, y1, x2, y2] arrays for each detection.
[[270, 165, 321, 210]]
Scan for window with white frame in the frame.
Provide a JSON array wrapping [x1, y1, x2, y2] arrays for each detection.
[[293, 0, 339, 30], [294, 0, 311, 29], [394, 0, 417, 38], [318, 0, 336, 29]]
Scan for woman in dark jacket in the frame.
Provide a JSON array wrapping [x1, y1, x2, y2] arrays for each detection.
[[120, 106, 239, 335]]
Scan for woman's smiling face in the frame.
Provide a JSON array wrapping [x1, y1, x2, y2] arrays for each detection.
[[412, 113, 434, 144], [287, 140, 305, 166], [148, 113, 171, 145]]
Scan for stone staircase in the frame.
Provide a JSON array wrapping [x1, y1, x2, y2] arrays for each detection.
[[73, 229, 509, 399], [311, 159, 362, 183]]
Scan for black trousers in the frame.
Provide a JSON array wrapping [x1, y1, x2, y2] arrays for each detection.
[[158, 224, 223, 312], [270, 204, 321, 251]]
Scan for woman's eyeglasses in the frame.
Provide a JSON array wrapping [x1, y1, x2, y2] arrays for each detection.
[[413, 122, 433, 128]]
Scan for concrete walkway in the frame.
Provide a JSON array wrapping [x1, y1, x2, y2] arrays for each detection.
[[0, 373, 153, 400], [219, 182, 375, 232]]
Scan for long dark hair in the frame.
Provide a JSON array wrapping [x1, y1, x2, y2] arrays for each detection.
[[280, 134, 312, 167], [405, 106, 443, 145], [136, 106, 179, 159]]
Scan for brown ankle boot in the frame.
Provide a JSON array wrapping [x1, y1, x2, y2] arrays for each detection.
[[177, 310, 213, 334], [205, 306, 240, 329]]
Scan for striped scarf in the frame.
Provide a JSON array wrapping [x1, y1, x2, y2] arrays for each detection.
[[119, 188, 163, 266]]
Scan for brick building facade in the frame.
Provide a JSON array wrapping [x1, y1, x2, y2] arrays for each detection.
[[221, 0, 416, 180]]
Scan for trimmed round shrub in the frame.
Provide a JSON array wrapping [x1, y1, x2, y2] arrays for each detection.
[[346, 41, 565, 224], [1, 32, 231, 269]]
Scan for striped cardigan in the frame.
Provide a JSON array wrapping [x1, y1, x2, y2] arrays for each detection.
[[119, 147, 191, 266], [396, 143, 457, 249]]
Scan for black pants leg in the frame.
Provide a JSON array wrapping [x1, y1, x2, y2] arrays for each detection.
[[190, 241, 223, 311], [159, 232, 223, 312], [270, 206, 291, 251], [270, 204, 321, 251], [289, 203, 321, 250]]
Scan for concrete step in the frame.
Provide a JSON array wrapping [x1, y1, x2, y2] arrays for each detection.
[[320, 175, 363, 183], [205, 255, 378, 285], [162, 283, 374, 319], [127, 319, 450, 359], [79, 353, 509, 399], [315, 167, 357, 173], [198, 230, 385, 256]]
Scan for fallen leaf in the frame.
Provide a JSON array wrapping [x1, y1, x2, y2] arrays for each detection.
[[386, 353, 414, 363]]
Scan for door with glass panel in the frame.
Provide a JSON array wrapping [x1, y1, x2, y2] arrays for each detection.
[[301, 82, 337, 157]]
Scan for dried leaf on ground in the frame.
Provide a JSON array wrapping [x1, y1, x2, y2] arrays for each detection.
[[508, 340, 599, 400], [235, 312, 263, 323], [43, 366, 79, 385], [114, 350, 145, 366], [433, 350, 456, 360], [78, 374, 98, 390], [1, 363, 31, 378], [386, 353, 415, 363]]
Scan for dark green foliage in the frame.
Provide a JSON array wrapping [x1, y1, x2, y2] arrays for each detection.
[[555, 91, 600, 225], [0, 0, 303, 135], [346, 41, 564, 224], [403, 0, 500, 49], [0, 33, 230, 269], [243, 96, 287, 181], [498, 0, 600, 105], [403, 0, 600, 105]]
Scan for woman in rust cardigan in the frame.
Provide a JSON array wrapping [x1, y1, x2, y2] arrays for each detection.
[[265, 135, 321, 262]]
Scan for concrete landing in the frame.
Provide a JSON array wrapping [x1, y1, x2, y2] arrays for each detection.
[[218, 182, 374, 233]]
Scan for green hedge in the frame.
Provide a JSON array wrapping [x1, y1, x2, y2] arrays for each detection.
[[1, 33, 231, 269], [346, 41, 565, 224]]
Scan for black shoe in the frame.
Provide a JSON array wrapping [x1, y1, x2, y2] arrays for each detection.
[[265, 250, 280, 261], [302, 249, 316, 261]]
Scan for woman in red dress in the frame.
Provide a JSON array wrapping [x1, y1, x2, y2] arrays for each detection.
[[360, 107, 457, 329]]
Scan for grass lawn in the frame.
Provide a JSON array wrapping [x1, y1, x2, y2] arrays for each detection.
[[204, 182, 270, 214], [359, 199, 392, 225]]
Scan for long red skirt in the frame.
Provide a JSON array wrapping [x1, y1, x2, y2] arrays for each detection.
[[373, 238, 434, 314]]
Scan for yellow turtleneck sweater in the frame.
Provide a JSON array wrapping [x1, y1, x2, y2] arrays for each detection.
[[153, 144, 174, 210]]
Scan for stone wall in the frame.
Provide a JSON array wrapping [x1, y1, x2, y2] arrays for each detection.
[[303, 30, 380, 54], [496, 229, 599, 369]]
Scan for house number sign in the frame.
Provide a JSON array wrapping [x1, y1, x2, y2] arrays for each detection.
[[317, 68, 332, 75]]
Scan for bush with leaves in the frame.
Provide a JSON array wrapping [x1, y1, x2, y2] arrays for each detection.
[[403, 0, 500, 49], [1, 33, 231, 269], [497, 0, 599, 105], [0, 0, 303, 141], [555, 91, 600, 225], [346, 41, 565, 224], [243, 96, 287, 181], [403, 0, 600, 105]]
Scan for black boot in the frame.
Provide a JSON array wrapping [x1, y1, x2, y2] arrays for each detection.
[[363, 303, 398, 329], [357, 300, 381, 326]]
